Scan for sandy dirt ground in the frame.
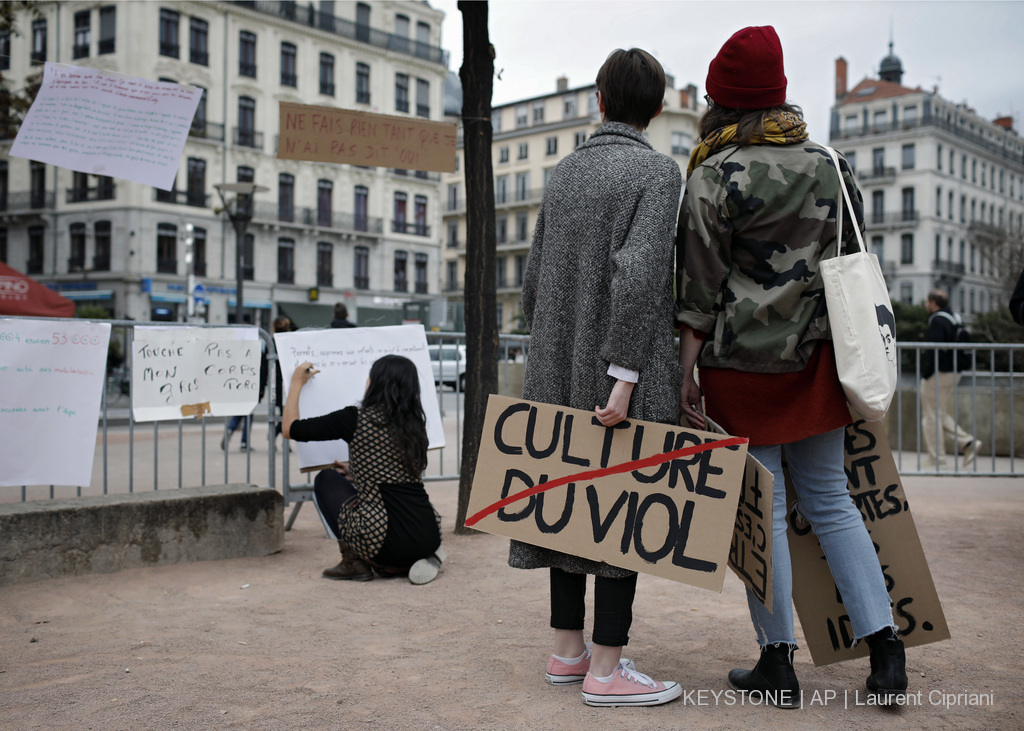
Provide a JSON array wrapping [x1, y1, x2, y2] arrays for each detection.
[[1, 474, 1022, 731]]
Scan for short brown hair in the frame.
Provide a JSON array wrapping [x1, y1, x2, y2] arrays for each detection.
[[698, 101, 804, 146], [596, 48, 665, 129], [927, 289, 949, 308]]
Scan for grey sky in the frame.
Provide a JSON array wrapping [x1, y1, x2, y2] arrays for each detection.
[[432, 1, 1024, 143]]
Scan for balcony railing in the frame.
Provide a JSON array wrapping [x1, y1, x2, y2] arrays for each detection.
[[865, 211, 919, 229], [193, 261, 207, 277], [391, 221, 430, 237], [233, 128, 263, 149], [72, 43, 89, 59], [252, 201, 383, 233], [26, 259, 44, 274], [317, 272, 333, 288], [154, 189, 210, 208], [1, 191, 55, 211], [857, 166, 897, 183], [234, 1, 449, 66], [98, 38, 114, 54], [93, 255, 111, 271], [160, 42, 180, 59], [157, 258, 177, 274], [278, 268, 295, 284], [68, 256, 86, 272], [281, 72, 297, 87], [354, 275, 369, 290], [66, 183, 117, 203], [320, 82, 335, 96], [239, 61, 257, 77], [191, 49, 209, 65], [968, 221, 1006, 247], [189, 120, 225, 141]]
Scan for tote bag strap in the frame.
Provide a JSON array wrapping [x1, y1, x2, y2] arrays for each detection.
[[824, 145, 866, 256]]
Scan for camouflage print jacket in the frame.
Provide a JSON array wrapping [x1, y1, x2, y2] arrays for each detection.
[[675, 141, 865, 373]]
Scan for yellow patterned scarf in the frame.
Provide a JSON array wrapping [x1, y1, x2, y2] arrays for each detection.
[[686, 110, 809, 178]]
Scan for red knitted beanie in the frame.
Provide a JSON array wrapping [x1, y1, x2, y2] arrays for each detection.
[[706, 26, 787, 109]]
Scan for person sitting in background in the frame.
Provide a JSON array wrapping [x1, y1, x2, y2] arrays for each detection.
[[282, 354, 445, 585]]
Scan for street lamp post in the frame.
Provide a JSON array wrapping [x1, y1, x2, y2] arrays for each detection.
[[215, 182, 268, 325]]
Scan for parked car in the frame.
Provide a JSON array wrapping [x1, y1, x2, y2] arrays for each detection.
[[428, 343, 467, 391]]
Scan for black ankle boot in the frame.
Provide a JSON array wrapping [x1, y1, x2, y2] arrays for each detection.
[[728, 643, 800, 709], [865, 627, 907, 704]]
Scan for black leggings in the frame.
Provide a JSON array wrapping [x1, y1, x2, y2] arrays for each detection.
[[312, 469, 358, 539], [549, 567, 638, 648]]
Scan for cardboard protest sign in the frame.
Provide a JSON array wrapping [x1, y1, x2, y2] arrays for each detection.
[[131, 327, 261, 421], [277, 102, 457, 172], [789, 419, 950, 665], [9, 63, 202, 190], [0, 318, 110, 487], [273, 325, 444, 471], [467, 395, 749, 591]]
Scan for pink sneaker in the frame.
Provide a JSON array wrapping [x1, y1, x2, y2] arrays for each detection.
[[582, 662, 682, 707], [545, 645, 634, 685]]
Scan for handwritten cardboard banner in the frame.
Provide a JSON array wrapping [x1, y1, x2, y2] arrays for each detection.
[[277, 102, 457, 172], [730, 454, 775, 611], [467, 395, 749, 591], [789, 419, 950, 665], [273, 325, 444, 470], [9, 63, 201, 190], [131, 326, 261, 421], [0, 318, 110, 487]]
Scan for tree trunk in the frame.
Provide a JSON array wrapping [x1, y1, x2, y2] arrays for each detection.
[[455, 1, 497, 534]]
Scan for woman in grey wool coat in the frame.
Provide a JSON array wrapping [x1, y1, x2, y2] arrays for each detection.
[[511, 48, 683, 708]]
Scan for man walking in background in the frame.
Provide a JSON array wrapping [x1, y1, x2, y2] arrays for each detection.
[[921, 289, 979, 468]]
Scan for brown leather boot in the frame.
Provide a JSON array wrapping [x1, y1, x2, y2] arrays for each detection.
[[322, 540, 373, 581]]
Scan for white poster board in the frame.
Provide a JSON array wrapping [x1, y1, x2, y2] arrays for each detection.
[[9, 63, 202, 190], [0, 318, 110, 487], [131, 326, 261, 421], [274, 325, 444, 469]]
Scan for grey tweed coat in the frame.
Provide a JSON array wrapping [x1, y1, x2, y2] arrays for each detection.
[[508, 122, 683, 578]]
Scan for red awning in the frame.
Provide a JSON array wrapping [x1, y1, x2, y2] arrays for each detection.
[[0, 262, 76, 318]]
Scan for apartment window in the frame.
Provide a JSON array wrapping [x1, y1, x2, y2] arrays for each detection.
[[934, 234, 941, 263], [186, 157, 206, 207], [871, 236, 884, 263], [846, 151, 856, 173], [0, 161, 6, 209], [901, 143, 915, 170], [30, 162, 46, 208], [495, 176, 508, 204], [948, 191, 954, 220], [532, 101, 545, 124], [937, 144, 942, 171], [563, 95, 577, 119], [491, 110, 502, 132], [515, 104, 528, 128], [394, 250, 408, 291], [970, 198, 976, 221], [93, 221, 111, 271], [237, 166, 254, 184], [280, 42, 297, 87], [414, 195, 427, 236], [970, 244, 976, 273], [190, 17, 208, 65], [981, 162, 986, 187], [278, 173, 294, 222], [496, 256, 507, 288], [903, 106, 918, 125], [517, 143, 528, 160], [447, 183, 459, 211], [901, 187, 915, 220], [496, 302, 504, 330], [317, 180, 332, 226], [356, 63, 370, 104], [70, 171, 89, 202], [546, 136, 557, 156], [157, 223, 177, 273], [317, 242, 333, 287], [671, 131, 692, 157], [354, 186, 368, 231], [872, 109, 886, 129], [73, 11, 90, 59], [949, 148, 955, 173], [395, 73, 409, 112], [237, 96, 256, 147], [961, 153, 967, 179], [515, 254, 527, 287], [415, 21, 430, 57], [226, 231, 248, 281], [393, 192, 407, 232], [31, 19, 47, 64], [843, 114, 857, 132], [277, 238, 295, 284], [354, 246, 369, 289], [416, 78, 430, 118], [960, 239, 966, 266], [572, 131, 586, 149], [900, 234, 914, 265], [415, 253, 428, 294], [515, 172, 529, 202], [28, 226, 45, 274], [871, 190, 884, 224], [496, 216, 507, 245], [190, 86, 207, 135], [355, 3, 371, 42], [395, 14, 410, 41], [498, 146, 509, 164], [239, 31, 256, 77], [900, 282, 913, 306], [871, 147, 884, 174], [971, 158, 977, 183], [960, 194, 966, 223], [447, 221, 458, 248], [98, 6, 116, 54], [0, 31, 9, 70], [69, 223, 86, 271], [159, 9, 179, 58], [446, 260, 458, 291], [543, 167, 554, 191], [516, 212, 529, 242]]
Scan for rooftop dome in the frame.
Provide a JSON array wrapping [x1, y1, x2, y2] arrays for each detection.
[[879, 40, 903, 84]]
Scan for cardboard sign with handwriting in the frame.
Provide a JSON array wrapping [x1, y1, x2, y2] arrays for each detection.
[[789, 419, 950, 665], [277, 102, 457, 172], [467, 395, 749, 591]]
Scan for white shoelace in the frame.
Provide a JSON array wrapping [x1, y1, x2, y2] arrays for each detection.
[[617, 663, 657, 688]]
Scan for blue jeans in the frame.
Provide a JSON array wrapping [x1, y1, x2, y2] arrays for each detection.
[[227, 415, 251, 446], [746, 427, 895, 646]]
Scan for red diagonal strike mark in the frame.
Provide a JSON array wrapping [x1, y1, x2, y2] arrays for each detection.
[[465, 436, 748, 527]]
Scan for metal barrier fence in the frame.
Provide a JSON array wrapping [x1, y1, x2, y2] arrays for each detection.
[[5, 323, 1020, 511]]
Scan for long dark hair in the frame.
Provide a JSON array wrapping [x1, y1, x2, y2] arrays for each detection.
[[698, 101, 804, 147], [361, 354, 428, 476]]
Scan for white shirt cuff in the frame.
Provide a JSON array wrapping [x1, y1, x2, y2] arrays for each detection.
[[607, 363, 639, 383]]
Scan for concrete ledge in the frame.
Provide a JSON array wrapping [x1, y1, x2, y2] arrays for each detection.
[[0, 484, 284, 587]]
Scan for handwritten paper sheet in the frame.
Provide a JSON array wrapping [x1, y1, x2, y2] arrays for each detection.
[[9, 63, 202, 190], [274, 325, 444, 470], [131, 327, 261, 422], [0, 318, 110, 487]]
